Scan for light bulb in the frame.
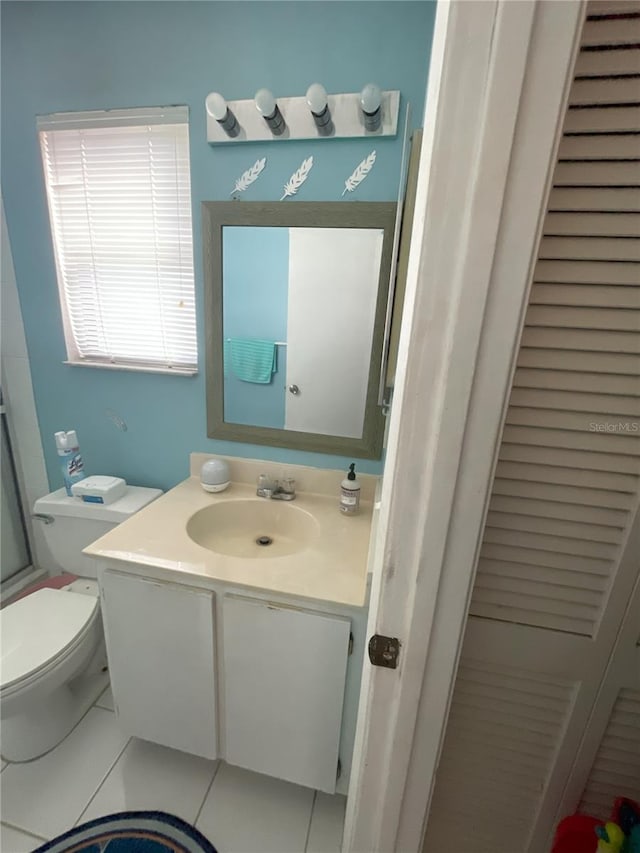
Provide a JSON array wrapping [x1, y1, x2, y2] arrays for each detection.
[[206, 92, 228, 121], [206, 91, 240, 138], [360, 83, 382, 132], [360, 83, 382, 115], [254, 88, 285, 136], [306, 83, 328, 116], [255, 88, 277, 118], [306, 82, 333, 136]]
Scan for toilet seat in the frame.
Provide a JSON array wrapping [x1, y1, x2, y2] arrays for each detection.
[[1, 588, 99, 693]]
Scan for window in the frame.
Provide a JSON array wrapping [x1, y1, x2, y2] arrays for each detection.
[[38, 106, 197, 374]]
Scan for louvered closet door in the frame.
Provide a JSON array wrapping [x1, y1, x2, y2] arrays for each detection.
[[580, 688, 640, 811], [423, 5, 640, 852], [563, 512, 640, 822]]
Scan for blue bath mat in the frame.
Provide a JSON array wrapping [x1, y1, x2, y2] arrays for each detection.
[[33, 811, 218, 853]]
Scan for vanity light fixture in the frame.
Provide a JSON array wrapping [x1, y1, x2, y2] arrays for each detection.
[[205, 88, 399, 143], [205, 92, 240, 138], [360, 83, 383, 132], [306, 83, 333, 137], [255, 88, 286, 136]]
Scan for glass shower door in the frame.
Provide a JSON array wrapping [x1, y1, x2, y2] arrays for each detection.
[[1, 395, 31, 582]]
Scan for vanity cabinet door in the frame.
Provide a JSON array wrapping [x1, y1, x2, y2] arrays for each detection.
[[100, 570, 217, 759], [222, 595, 350, 793]]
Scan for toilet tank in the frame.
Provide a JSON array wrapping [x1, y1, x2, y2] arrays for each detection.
[[33, 486, 162, 578]]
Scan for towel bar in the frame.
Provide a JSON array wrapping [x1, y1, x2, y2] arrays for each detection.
[[225, 339, 287, 346]]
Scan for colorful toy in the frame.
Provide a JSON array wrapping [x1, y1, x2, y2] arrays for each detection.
[[552, 814, 600, 852], [614, 799, 640, 839], [596, 822, 625, 853], [553, 798, 640, 853], [628, 825, 640, 853]]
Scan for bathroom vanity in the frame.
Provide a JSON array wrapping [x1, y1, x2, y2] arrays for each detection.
[[85, 455, 376, 796]]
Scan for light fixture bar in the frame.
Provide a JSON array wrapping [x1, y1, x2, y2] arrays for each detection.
[[205, 90, 400, 144]]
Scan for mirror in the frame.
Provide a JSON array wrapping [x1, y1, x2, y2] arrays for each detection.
[[202, 202, 396, 458]]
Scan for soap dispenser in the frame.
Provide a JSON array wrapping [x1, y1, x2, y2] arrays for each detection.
[[340, 463, 361, 515]]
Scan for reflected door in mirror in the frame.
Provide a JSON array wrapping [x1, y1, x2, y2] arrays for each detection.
[[286, 227, 383, 437]]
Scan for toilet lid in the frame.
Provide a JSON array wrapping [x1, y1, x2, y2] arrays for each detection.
[[1, 588, 98, 689]]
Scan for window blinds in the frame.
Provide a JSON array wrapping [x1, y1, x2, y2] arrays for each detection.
[[38, 106, 197, 373]]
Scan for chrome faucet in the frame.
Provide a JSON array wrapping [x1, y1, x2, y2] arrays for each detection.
[[256, 475, 296, 501]]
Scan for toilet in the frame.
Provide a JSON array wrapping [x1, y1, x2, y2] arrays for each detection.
[[0, 484, 161, 762]]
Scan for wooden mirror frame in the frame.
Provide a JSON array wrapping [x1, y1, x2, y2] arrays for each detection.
[[202, 201, 397, 459]]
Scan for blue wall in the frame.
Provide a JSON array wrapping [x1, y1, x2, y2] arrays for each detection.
[[1, 1, 435, 491], [223, 227, 288, 429]]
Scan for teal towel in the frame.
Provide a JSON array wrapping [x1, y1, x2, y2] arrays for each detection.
[[228, 338, 277, 384]]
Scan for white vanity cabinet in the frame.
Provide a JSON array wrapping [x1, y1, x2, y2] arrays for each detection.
[[221, 595, 351, 793], [100, 570, 218, 759], [99, 565, 362, 793]]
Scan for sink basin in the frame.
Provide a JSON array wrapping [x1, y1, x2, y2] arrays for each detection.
[[186, 499, 320, 558]]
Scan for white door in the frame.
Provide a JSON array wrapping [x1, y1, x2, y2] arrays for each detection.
[[221, 595, 351, 793], [421, 8, 640, 848], [344, 3, 611, 852], [100, 570, 218, 759], [285, 228, 383, 438]]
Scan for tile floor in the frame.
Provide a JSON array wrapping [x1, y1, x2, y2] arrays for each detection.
[[0, 686, 346, 853]]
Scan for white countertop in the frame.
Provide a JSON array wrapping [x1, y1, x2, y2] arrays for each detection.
[[84, 476, 374, 608]]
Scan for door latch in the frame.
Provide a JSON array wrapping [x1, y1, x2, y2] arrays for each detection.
[[368, 635, 400, 669]]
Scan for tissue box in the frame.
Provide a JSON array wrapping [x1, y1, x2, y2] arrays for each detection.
[[71, 476, 127, 505]]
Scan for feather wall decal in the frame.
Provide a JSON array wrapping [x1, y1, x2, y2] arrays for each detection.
[[230, 157, 267, 196], [280, 156, 313, 201], [342, 151, 377, 196]]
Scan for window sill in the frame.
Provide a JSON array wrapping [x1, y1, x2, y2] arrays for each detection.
[[64, 360, 198, 377]]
